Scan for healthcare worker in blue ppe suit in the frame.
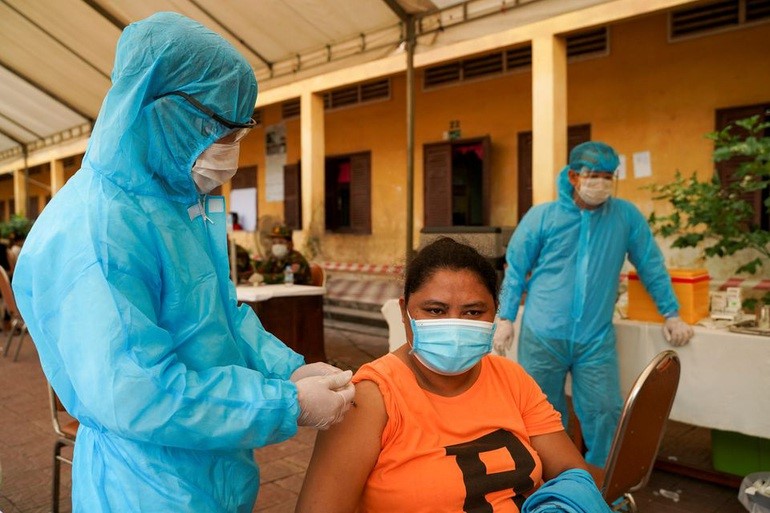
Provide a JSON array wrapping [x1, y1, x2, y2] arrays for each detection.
[[492, 142, 694, 471], [12, 12, 354, 512]]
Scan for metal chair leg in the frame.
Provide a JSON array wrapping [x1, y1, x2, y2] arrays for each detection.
[[2, 320, 17, 357], [12, 326, 27, 362], [52, 440, 64, 513]]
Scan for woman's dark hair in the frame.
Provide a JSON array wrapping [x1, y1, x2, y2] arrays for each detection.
[[404, 237, 498, 305]]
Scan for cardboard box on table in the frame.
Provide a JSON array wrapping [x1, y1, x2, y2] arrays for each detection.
[[627, 268, 710, 324]]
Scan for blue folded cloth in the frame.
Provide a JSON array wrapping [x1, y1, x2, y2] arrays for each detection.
[[521, 469, 612, 513]]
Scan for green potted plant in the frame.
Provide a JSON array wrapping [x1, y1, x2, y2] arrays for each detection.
[[648, 114, 770, 310]]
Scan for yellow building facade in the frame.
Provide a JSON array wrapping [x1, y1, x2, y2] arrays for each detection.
[[1, 1, 768, 278]]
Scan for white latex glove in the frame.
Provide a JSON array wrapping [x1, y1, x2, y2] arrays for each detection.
[[290, 362, 345, 383], [662, 316, 694, 347], [296, 370, 355, 430], [493, 318, 515, 356]]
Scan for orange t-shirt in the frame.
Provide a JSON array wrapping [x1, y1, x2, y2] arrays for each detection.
[[352, 354, 564, 513]]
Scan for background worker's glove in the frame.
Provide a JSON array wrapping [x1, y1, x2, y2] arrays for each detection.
[[290, 362, 345, 382], [295, 370, 355, 430], [493, 319, 515, 356], [662, 316, 694, 347]]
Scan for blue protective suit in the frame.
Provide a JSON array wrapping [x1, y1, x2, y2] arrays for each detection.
[[498, 167, 678, 467], [12, 13, 304, 512], [521, 469, 611, 513]]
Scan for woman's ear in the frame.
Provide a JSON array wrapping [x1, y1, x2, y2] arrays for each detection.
[[398, 297, 407, 324]]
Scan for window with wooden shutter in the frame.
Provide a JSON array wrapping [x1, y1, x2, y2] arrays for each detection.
[[349, 153, 371, 234], [423, 137, 492, 228], [324, 152, 371, 234], [516, 125, 591, 219], [283, 163, 302, 230], [423, 143, 453, 227], [232, 165, 256, 189], [715, 104, 770, 230]]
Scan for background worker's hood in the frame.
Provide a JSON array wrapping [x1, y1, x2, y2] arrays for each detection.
[[81, 11, 258, 203]]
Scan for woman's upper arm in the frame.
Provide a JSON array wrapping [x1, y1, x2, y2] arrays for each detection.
[[530, 430, 588, 481], [295, 379, 387, 513]]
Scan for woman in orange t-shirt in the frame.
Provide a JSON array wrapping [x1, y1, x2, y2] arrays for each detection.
[[297, 237, 596, 513]]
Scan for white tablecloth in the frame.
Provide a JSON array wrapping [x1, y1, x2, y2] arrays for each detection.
[[614, 319, 770, 439], [499, 309, 770, 439], [236, 284, 325, 303]]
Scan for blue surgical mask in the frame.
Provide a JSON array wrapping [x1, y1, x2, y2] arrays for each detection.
[[408, 314, 496, 376]]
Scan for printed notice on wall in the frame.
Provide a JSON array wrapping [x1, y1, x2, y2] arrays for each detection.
[[632, 151, 652, 178], [265, 123, 286, 201], [230, 187, 257, 231], [616, 154, 627, 180]]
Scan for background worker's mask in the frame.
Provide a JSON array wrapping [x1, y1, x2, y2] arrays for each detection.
[[271, 244, 289, 258], [408, 314, 495, 375], [192, 141, 240, 194], [577, 176, 614, 206]]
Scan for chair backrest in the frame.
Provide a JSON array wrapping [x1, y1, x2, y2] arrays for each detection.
[[0, 266, 19, 318], [48, 385, 78, 441], [381, 298, 406, 352], [602, 350, 681, 503], [309, 263, 326, 287]]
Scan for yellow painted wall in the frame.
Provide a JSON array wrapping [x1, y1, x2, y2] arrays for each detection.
[[570, 14, 770, 218], [321, 75, 408, 266]]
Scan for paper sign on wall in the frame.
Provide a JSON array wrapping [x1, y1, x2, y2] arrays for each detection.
[[616, 154, 627, 180], [632, 151, 652, 178], [265, 123, 287, 202]]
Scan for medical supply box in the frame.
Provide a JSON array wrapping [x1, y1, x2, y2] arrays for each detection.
[[627, 268, 710, 324]]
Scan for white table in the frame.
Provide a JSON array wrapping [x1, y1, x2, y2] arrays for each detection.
[[499, 309, 770, 439], [237, 284, 327, 362], [614, 319, 770, 440], [236, 284, 326, 302]]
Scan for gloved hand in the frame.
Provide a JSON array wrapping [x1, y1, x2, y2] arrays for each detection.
[[493, 319, 515, 356], [290, 362, 345, 382], [662, 316, 694, 347], [296, 370, 355, 430]]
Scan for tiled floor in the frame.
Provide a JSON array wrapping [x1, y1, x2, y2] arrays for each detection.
[[0, 320, 750, 513]]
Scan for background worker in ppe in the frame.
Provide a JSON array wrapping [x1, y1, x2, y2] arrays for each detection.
[[13, 12, 354, 512], [492, 141, 694, 472]]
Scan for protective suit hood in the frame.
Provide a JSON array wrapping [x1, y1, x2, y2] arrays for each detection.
[[82, 12, 258, 203], [556, 166, 580, 210]]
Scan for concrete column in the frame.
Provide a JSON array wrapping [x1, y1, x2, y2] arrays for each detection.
[[13, 169, 27, 216], [299, 91, 325, 246], [531, 33, 568, 204], [50, 158, 65, 195]]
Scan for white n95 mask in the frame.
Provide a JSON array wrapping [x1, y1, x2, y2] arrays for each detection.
[[272, 244, 288, 258], [192, 141, 240, 194], [577, 177, 614, 206]]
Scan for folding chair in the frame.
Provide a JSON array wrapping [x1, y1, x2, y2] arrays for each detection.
[[49, 385, 79, 513], [0, 266, 28, 361], [602, 350, 681, 512]]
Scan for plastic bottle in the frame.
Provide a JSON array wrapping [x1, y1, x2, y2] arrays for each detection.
[[284, 265, 294, 286]]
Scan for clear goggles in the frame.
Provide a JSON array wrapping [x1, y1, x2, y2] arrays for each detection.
[[156, 90, 255, 144], [577, 170, 616, 181]]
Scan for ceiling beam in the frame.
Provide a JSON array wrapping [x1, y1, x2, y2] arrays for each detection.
[[381, 0, 410, 21], [1, 0, 110, 80], [0, 126, 24, 146], [81, 0, 127, 30], [188, 0, 274, 73], [0, 58, 94, 124], [0, 112, 43, 139]]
